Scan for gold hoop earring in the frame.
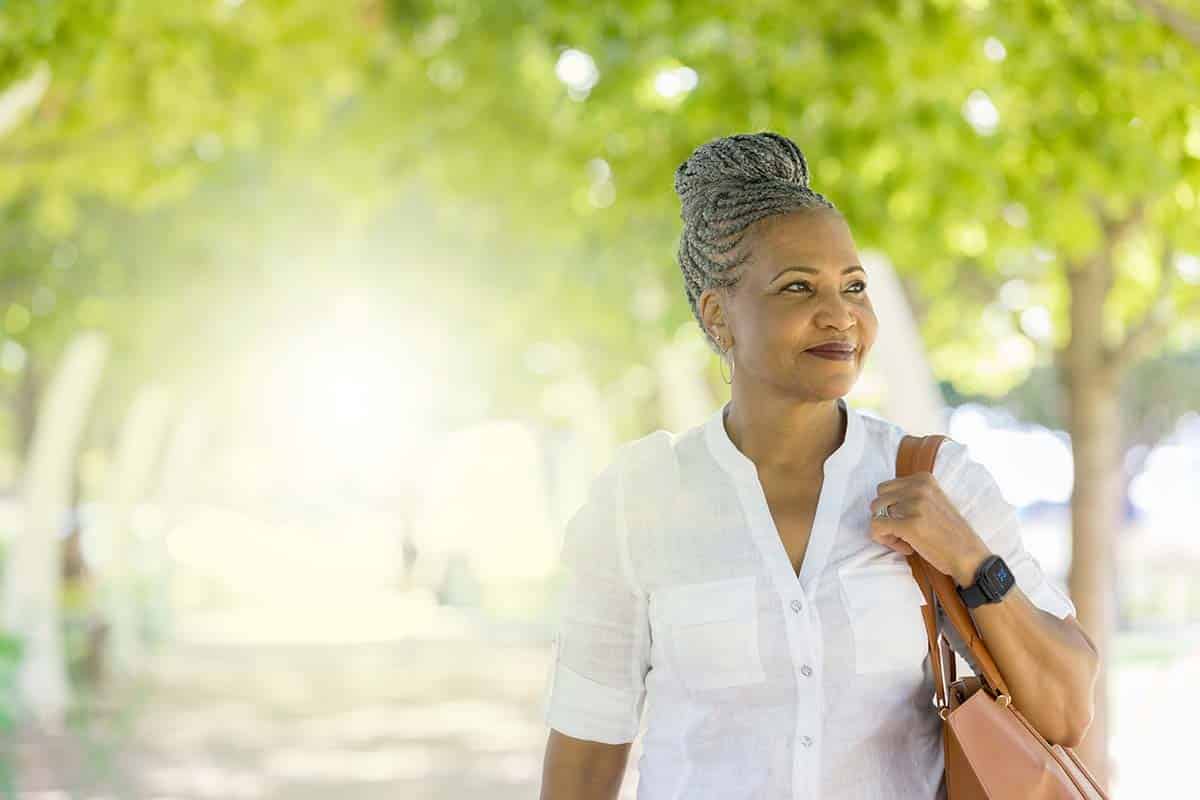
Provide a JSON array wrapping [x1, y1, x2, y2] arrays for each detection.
[[718, 340, 735, 385]]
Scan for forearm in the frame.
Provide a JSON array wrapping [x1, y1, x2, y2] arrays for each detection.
[[951, 540, 1100, 747]]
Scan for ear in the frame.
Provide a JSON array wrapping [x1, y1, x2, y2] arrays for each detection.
[[699, 288, 731, 347]]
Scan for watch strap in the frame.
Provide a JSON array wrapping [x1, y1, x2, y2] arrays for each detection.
[[957, 581, 990, 608]]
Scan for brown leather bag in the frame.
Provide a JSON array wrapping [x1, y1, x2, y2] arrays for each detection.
[[896, 434, 1109, 800]]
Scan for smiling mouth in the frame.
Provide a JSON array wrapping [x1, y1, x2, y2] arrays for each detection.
[[804, 347, 857, 360]]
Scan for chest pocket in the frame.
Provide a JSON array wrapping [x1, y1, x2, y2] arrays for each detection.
[[650, 575, 766, 692], [837, 562, 930, 674]]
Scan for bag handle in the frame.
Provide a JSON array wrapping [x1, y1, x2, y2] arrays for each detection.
[[897, 434, 1013, 705]]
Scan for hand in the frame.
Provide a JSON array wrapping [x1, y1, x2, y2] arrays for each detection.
[[869, 471, 992, 585]]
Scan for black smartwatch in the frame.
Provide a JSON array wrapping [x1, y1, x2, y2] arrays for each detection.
[[956, 554, 1015, 609]]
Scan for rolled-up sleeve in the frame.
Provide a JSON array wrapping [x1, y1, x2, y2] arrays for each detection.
[[932, 439, 1077, 669], [543, 462, 651, 744]]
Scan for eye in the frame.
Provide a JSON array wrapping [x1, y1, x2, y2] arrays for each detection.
[[782, 281, 867, 294]]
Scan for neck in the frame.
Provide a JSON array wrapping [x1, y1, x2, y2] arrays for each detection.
[[722, 387, 847, 476]]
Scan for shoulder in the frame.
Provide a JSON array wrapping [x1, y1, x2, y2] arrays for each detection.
[[564, 431, 677, 574], [855, 407, 906, 450], [853, 406, 979, 495], [851, 407, 963, 471], [614, 428, 677, 467], [584, 429, 680, 505], [613, 429, 681, 498]]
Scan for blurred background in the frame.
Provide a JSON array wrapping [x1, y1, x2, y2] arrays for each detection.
[[0, 1, 1198, 798]]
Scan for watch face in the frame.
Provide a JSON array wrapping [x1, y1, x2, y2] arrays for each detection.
[[982, 556, 1014, 599]]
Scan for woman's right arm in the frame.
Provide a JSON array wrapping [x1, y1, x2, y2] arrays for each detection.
[[540, 730, 632, 800], [540, 458, 650, 799]]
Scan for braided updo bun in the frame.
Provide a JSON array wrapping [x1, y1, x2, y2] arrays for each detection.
[[674, 132, 837, 353]]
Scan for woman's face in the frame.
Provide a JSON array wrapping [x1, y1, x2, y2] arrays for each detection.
[[700, 208, 878, 402]]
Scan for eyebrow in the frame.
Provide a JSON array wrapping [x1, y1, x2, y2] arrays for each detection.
[[771, 265, 867, 281]]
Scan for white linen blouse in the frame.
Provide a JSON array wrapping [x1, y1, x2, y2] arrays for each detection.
[[542, 396, 1076, 800]]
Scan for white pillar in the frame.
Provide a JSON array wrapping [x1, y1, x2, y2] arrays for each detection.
[[148, 400, 214, 641], [94, 383, 171, 677], [2, 332, 108, 729], [859, 249, 947, 433]]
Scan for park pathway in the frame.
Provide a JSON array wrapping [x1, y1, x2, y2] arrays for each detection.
[[14, 596, 615, 799]]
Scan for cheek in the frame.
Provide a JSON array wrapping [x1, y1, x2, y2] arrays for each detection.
[[745, 308, 796, 350], [769, 316, 816, 354], [856, 303, 879, 345]]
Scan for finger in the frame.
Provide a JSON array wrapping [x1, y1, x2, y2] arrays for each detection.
[[872, 531, 914, 555], [875, 474, 923, 493], [869, 496, 914, 519], [869, 495, 897, 517], [870, 484, 914, 513]]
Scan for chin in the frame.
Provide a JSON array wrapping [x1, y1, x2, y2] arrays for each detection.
[[790, 381, 856, 402]]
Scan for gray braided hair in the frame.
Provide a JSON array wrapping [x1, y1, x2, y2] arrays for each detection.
[[674, 132, 838, 353]]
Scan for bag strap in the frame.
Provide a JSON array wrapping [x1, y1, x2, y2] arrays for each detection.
[[897, 434, 1013, 704]]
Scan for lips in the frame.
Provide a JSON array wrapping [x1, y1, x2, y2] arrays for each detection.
[[806, 344, 856, 354]]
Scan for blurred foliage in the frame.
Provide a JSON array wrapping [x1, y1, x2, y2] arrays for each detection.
[[0, 0, 1198, 438], [0, 632, 18, 729], [0, 631, 21, 797], [949, 345, 1200, 450], [376, 0, 1200, 401]]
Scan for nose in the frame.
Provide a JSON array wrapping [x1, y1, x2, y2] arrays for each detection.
[[814, 291, 855, 330]]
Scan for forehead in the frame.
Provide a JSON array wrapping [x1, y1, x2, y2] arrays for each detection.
[[746, 209, 858, 276]]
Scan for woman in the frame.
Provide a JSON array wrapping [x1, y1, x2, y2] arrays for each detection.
[[540, 132, 1099, 800]]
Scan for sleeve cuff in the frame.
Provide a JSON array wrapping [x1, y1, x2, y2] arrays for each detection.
[[1021, 575, 1077, 620], [543, 660, 641, 745]]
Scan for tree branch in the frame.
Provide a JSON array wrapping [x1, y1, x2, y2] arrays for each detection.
[[0, 122, 134, 163], [1108, 237, 1180, 372], [1087, 194, 1146, 245], [1085, 194, 1145, 301], [0, 63, 51, 138], [1135, 0, 1200, 48]]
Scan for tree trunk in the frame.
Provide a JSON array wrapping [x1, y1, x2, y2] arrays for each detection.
[[1064, 365, 1120, 788], [863, 250, 948, 431], [97, 383, 171, 678], [1062, 256, 1121, 790], [2, 332, 108, 729], [16, 352, 40, 463]]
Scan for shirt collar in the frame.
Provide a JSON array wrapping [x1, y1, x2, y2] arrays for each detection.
[[704, 396, 866, 484]]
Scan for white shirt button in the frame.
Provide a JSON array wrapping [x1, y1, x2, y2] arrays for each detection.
[[800, 736, 814, 748], [800, 664, 813, 677], [790, 598, 803, 613]]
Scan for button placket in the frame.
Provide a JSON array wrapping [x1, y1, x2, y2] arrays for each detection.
[[704, 399, 862, 799], [789, 599, 815, 678], [792, 600, 823, 800]]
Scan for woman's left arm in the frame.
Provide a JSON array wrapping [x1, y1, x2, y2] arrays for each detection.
[[870, 469, 1101, 748], [947, 539, 1100, 747]]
